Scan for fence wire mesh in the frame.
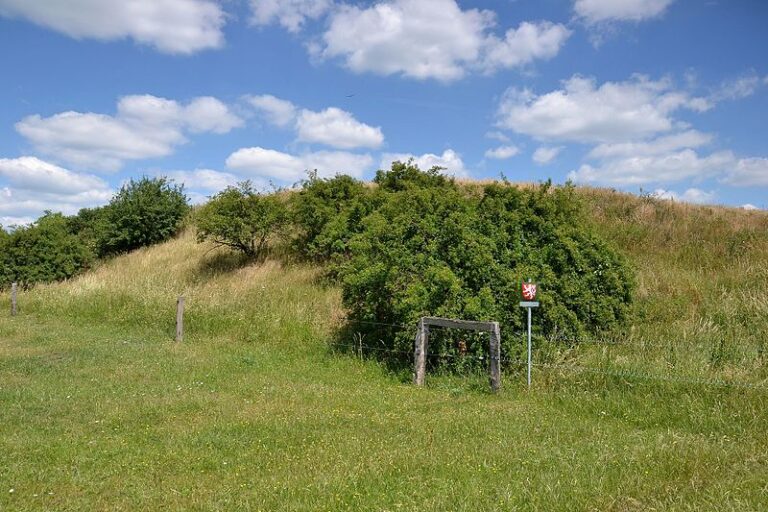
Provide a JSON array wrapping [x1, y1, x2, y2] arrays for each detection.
[[329, 318, 768, 391]]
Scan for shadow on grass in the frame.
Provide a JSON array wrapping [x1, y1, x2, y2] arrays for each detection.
[[196, 250, 256, 282]]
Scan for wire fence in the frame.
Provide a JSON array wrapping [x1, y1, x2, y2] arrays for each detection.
[[330, 318, 768, 391]]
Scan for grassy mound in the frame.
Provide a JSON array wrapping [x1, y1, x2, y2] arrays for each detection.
[[1, 186, 767, 510]]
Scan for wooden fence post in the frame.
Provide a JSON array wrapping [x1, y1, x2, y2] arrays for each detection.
[[11, 282, 17, 317], [489, 322, 501, 393], [413, 317, 428, 386], [175, 296, 185, 342]]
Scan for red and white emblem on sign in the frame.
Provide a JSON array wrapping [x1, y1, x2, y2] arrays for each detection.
[[521, 283, 538, 301]]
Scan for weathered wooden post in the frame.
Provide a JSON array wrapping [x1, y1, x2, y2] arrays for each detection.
[[413, 317, 428, 386], [175, 296, 185, 342], [11, 282, 17, 316], [414, 316, 501, 392], [489, 321, 501, 393]]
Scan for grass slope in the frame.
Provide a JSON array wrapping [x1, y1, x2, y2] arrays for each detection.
[[1, 187, 767, 510]]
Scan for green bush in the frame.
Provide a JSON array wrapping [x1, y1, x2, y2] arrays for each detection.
[[291, 173, 374, 263], [196, 182, 288, 258], [99, 177, 189, 256], [67, 205, 112, 256], [294, 163, 635, 365], [0, 213, 95, 289]]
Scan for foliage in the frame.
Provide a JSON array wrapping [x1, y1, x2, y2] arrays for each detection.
[[294, 162, 635, 364], [196, 182, 288, 258], [291, 173, 374, 263], [0, 212, 95, 288], [99, 176, 189, 256], [67, 205, 112, 255], [373, 160, 452, 191]]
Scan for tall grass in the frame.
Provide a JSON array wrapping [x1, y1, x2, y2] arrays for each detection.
[[0, 185, 767, 510]]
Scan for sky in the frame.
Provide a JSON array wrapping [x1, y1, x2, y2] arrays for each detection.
[[1, 0, 767, 226]]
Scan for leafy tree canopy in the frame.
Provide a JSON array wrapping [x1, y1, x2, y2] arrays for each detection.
[[196, 181, 288, 259], [99, 177, 189, 256]]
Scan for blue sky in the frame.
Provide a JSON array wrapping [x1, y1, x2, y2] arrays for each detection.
[[1, 0, 767, 225]]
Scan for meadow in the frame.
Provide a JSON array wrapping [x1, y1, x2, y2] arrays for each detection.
[[1, 187, 767, 511]]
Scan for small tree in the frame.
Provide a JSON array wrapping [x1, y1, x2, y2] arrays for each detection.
[[99, 177, 189, 256], [196, 182, 288, 258]]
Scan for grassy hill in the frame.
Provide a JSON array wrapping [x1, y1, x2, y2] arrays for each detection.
[[1, 185, 767, 510]]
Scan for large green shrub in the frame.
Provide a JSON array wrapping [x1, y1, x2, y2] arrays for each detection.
[[99, 177, 189, 256], [67, 205, 112, 256], [0, 212, 95, 288], [294, 163, 635, 364], [291, 173, 374, 263], [196, 182, 288, 258]]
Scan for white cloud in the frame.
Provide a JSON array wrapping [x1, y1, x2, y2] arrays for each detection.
[[565, 125, 768, 188], [0, 157, 113, 220], [244, 96, 385, 150], [303, 151, 374, 179], [183, 97, 244, 134], [485, 131, 510, 143], [0, 216, 35, 228], [0, 156, 109, 195], [16, 94, 242, 171], [723, 157, 768, 187], [652, 188, 715, 205], [159, 169, 245, 204], [482, 21, 571, 73], [587, 130, 712, 159], [574, 0, 674, 24], [296, 107, 384, 149], [162, 169, 241, 192], [249, 0, 333, 32], [532, 146, 563, 165], [710, 73, 764, 102], [741, 204, 759, 211], [246, 94, 298, 128], [485, 145, 520, 160], [226, 147, 373, 182], [568, 149, 734, 186], [380, 149, 468, 177], [319, 0, 569, 81], [497, 74, 708, 143], [0, 0, 225, 54]]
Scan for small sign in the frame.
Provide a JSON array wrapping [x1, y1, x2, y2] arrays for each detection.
[[521, 282, 538, 301]]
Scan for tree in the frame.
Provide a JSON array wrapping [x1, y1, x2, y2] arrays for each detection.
[[196, 182, 288, 258], [291, 173, 372, 262], [0, 212, 94, 288], [99, 177, 189, 255]]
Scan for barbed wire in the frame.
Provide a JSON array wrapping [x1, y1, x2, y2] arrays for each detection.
[[532, 361, 768, 390], [511, 330, 767, 352], [336, 320, 765, 353], [340, 318, 413, 330], [328, 337, 767, 391]]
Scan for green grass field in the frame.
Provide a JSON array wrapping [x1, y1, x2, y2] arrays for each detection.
[[1, 188, 767, 510]]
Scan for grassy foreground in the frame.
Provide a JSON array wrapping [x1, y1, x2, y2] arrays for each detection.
[[1, 190, 768, 510]]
